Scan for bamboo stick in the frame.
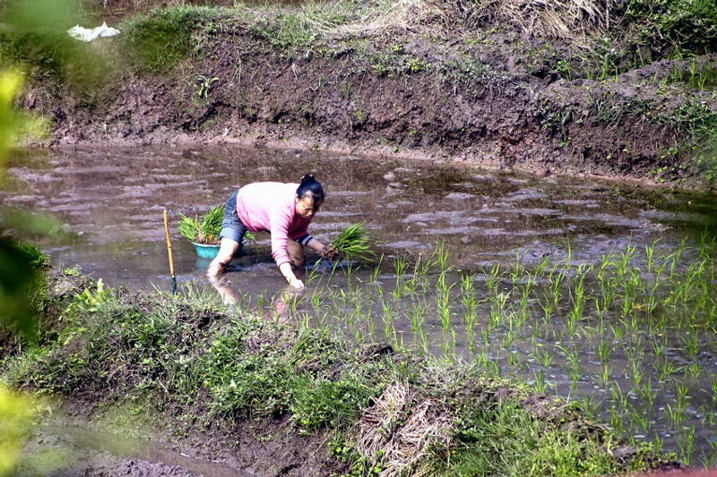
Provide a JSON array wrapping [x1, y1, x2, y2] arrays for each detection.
[[163, 209, 177, 293]]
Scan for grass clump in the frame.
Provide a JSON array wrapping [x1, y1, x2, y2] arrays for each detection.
[[0, 0, 117, 99], [626, 0, 717, 54], [331, 222, 376, 262], [446, 401, 626, 476], [123, 6, 224, 73], [178, 204, 224, 245]]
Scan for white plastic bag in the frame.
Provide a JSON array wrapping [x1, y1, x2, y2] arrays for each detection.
[[67, 22, 120, 42]]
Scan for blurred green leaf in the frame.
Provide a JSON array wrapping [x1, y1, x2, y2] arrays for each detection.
[[0, 207, 68, 239], [0, 236, 38, 339], [0, 386, 38, 477]]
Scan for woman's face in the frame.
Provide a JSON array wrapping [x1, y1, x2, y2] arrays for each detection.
[[295, 194, 322, 219]]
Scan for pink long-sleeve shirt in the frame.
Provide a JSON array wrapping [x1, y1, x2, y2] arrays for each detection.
[[235, 182, 313, 266]]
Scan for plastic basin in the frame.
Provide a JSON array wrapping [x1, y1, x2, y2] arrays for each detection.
[[192, 242, 220, 259]]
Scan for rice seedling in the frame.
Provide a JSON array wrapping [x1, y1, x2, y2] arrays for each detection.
[[655, 357, 681, 383], [684, 363, 703, 381], [681, 332, 701, 359], [392, 255, 408, 299], [501, 328, 517, 349], [533, 348, 553, 368], [631, 409, 650, 433], [533, 369, 548, 393], [678, 427, 696, 465], [306, 264, 322, 286], [539, 300, 554, 326], [485, 263, 502, 294], [508, 350, 522, 370], [548, 266, 566, 309], [369, 256, 383, 283], [510, 249, 526, 285], [676, 383, 690, 411], [438, 287, 452, 332], [700, 446, 717, 469], [610, 383, 629, 410], [598, 363, 612, 388], [609, 407, 624, 435], [331, 222, 376, 262], [433, 241, 451, 272], [480, 326, 492, 346], [489, 291, 510, 328], [558, 344, 581, 382], [665, 403, 685, 428], [635, 379, 656, 407]]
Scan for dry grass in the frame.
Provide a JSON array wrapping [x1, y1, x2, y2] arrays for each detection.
[[312, 0, 618, 41], [327, 0, 445, 39], [355, 382, 454, 477], [471, 0, 616, 37]]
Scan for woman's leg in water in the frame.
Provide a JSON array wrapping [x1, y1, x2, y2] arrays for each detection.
[[207, 238, 241, 305], [207, 237, 241, 278], [286, 240, 305, 268]]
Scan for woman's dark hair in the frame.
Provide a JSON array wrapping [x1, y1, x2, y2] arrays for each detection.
[[296, 174, 325, 204]]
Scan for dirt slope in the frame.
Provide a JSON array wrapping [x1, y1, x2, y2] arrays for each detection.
[[17, 4, 717, 187]]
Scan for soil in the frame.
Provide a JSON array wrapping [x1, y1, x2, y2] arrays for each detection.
[[19, 401, 343, 477], [17, 7, 717, 188]]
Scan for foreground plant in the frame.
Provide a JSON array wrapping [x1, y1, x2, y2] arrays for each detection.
[[0, 386, 37, 477]]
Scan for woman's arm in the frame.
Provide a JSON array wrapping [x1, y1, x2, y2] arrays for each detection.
[[279, 262, 304, 289], [306, 237, 327, 253]]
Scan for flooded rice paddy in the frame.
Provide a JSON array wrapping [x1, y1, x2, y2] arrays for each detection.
[[3, 145, 717, 467]]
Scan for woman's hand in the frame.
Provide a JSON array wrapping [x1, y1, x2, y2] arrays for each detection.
[[289, 277, 305, 290], [320, 245, 341, 261]]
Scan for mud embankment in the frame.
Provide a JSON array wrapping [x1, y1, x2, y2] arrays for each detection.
[[18, 6, 717, 187]]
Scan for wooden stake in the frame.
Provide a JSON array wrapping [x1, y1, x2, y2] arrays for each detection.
[[163, 209, 177, 294]]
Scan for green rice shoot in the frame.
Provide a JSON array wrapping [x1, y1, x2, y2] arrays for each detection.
[[332, 222, 376, 262]]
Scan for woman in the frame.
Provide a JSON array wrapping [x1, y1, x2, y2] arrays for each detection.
[[207, 174, 336, 290]]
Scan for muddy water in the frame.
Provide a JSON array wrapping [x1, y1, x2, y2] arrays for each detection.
[[19, 417, 257, 477], [4, 145, 717, 467], [4, 146, 715, 289]]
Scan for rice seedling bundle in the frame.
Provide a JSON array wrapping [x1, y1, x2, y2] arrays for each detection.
[[179, 204, 224, 244], [332, 222, 376, 262]]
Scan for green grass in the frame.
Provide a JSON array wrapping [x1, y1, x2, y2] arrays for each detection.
[[446, 402, 630, 477], [122, 6, 225, 73], [626, 0, 717, 54]]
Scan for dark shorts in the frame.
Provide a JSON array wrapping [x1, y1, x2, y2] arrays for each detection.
[[220, 190, 248, 243]]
